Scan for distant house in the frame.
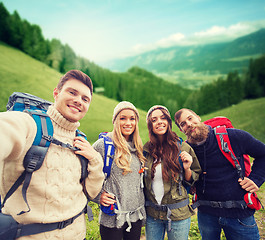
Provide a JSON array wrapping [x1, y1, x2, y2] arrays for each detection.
[[94, 87, 105, 95]]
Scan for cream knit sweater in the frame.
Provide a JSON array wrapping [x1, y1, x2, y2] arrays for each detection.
[[0, 105, 104, 240]]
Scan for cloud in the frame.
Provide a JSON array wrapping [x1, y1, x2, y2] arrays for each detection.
[[127, 33, 185, 57], [156, 33, 185, 47], [128, 20, 265, 57], [192, 21, 265, 43]]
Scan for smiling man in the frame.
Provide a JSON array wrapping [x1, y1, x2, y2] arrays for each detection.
[[0, 70, 104, 240], [174, 108, 265, 240]]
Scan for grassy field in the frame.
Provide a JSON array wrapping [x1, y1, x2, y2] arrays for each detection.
[[1, 41, 265, 239]]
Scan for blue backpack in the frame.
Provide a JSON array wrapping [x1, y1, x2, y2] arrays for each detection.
[[98, 132, 118, 215], [0, 92, 92, 240]]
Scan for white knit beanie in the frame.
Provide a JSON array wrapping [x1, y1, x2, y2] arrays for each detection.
[[112, 101, 139, 123], [146, 105, 170, 122]]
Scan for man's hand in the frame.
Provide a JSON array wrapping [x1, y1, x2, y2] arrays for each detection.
[[73, 136, 99, 160], [238, 177, 259, 193]]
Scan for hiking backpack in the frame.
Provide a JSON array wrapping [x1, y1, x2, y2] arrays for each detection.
[[98, 132, 115, 179], [0, 92, 92, 239], [97, 132, 118, 215], [191, 116, 262, 210], [204, 116, 251, 178]]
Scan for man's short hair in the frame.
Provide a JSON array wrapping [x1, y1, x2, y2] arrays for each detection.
[[57, 70, 93, 95], [174, 108, 198, 128]]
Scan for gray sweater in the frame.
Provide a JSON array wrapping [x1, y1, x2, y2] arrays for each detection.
[[93, 137, 146, 230]]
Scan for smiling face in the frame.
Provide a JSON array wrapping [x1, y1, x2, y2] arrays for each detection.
[[151, 109, 169, 140], [177, 109, 208, 144], [53, 79, 92, 122], [119, 109, 136, 141]]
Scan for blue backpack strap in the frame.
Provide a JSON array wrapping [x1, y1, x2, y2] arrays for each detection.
[[1, 109, 53, 214], [99, 132, 115, 178], [21, 110, 54, 215]]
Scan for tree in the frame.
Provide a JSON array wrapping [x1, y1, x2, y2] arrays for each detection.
[[60, 44, 76, 72], [0, 2, 11, 42], [245, 56, 265, 98], [46, 39, 64, 71], [9, 11, 24, 49]]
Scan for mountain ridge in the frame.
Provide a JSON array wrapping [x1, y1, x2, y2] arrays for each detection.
[[103, 28, 265, 78]]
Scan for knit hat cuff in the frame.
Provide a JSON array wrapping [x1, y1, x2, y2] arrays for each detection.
[[146, 105, 170, 122], [112, 101, 139, 123]]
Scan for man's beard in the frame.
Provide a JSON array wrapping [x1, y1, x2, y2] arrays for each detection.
[[186, 123, 209, 144]]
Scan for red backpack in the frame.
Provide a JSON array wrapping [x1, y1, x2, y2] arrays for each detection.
[[199, 117, 262, 210], [204, 117, 251, 177]]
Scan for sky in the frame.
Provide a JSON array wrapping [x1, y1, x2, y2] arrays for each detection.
[[2, 0, 265, 65]]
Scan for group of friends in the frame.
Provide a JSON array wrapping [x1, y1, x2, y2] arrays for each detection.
[[0, 69, 265, 240]]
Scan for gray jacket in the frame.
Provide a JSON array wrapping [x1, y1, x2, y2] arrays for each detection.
[[93, 137, 146, 230]]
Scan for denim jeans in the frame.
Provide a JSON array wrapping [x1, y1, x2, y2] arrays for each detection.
[[145, 215, 191, 240], [198, 210, 260, 240]]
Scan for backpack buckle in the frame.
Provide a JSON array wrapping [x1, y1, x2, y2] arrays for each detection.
[[42, 135, 53, 142], [210, 201, 222, 208], [26, 159, 38, 172], [24, 98, 31, 109], [58, 218, 74, 229]]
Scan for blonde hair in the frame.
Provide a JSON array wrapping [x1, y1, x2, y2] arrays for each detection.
[[112, 111, 145, 175]]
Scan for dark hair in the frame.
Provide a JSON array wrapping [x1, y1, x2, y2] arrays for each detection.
[[57, 70, 93, 95], [147, 107, 181, 182], [174, 108, 198, 128]]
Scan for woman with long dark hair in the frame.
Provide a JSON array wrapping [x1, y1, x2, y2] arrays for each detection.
[[144, 105, 201, 240]]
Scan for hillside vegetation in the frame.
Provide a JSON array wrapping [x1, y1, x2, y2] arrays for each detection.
[[1, 42, 265, 144], [0, 42, 149, 143]]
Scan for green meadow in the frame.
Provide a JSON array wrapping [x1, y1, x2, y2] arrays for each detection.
[[0, 42, 264, 239]]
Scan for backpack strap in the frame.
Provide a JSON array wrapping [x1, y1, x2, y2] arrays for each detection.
[[76, 130, 89, 183], [1, 109, 53, 214], [214, 126, 244, 179], [177, 138, 184, 195], [14, 208, 86, 238], [177, 138, 191, 195], [191, 199, 247, 210], [145, 198, 189, 231], [99, 132, 115, 178]]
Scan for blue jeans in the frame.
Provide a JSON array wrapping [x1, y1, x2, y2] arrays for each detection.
[[198, 211, 260, 240], [145, 215, 191, 240]]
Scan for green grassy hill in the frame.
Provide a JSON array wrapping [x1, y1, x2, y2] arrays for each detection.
[[0, 42, 149, 143]]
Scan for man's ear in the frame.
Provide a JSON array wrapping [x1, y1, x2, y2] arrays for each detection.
[[53, 87, 59, 100]]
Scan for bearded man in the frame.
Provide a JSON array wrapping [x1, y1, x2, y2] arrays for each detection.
[[174, 108, 265, 240]]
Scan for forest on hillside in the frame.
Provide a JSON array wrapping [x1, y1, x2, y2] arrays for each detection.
[[0, 2, 264, 116]]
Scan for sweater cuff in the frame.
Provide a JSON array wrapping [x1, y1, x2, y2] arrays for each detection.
[[85, 153, 104, 199]]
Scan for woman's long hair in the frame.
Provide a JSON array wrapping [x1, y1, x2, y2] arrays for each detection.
[[112, 111, 145, 175], [147, 108, 181, 182]]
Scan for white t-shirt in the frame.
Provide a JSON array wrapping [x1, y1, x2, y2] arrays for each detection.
[[151, 162, 164, 205]]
